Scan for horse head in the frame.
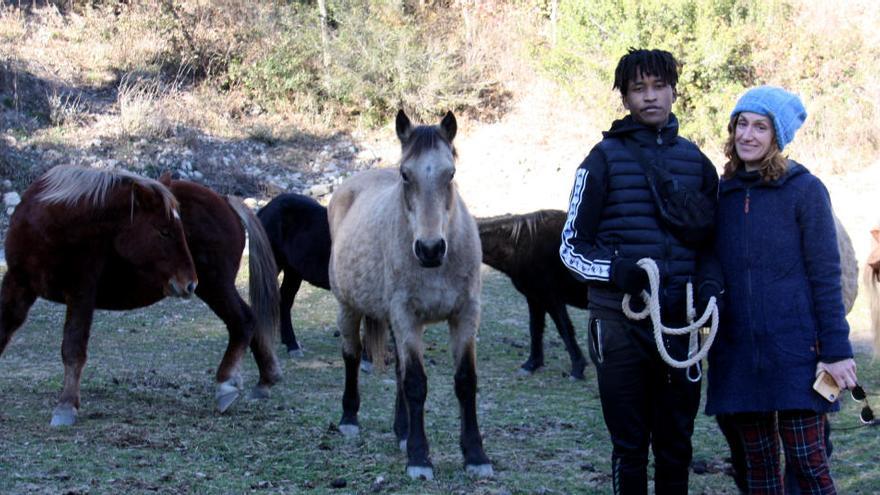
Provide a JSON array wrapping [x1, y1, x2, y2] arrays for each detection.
[[113, 179, 198, 298], [396, 109, 458, 268]]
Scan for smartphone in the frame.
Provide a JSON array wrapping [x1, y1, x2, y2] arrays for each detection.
[[813, 371, 841, 402]]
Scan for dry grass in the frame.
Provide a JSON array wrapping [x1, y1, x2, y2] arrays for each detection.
[[1, 266, 878, 494], [116, 72, 183, 140]]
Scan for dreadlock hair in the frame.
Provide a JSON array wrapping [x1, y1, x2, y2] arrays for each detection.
[[613, 48, 679, 96], [722, 114, 789, 182]]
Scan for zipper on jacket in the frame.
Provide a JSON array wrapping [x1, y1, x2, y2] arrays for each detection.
[[743, 187, 757, 370], [656, 128, 663, 145]]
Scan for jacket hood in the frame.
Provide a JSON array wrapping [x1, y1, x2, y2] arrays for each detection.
[[603, 113, 681, 144], [720, 160, 809, 194]]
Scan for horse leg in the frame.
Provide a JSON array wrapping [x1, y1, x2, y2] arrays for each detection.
[[52, 296, 96, 427], [360, 320, 374, 374], [338, 303, 363, 437], [520, 296, 546, 375], [198, 286, 253, 412], [396, 323, 433, 480], [279, 273, 304, 358], [547, 302, 587, 380], [449, 303, 493, 478], [391, 331, 409, 450], [0, 271, 37, 356]]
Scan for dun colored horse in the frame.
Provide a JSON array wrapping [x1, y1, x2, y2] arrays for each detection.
[[477, 209, 588, 379], [0, 166, 281, 426], [257, 193, 331, 357], [866, 219, 880, 355], [0, 166, 197, 426], [328, 110, 492, 480]]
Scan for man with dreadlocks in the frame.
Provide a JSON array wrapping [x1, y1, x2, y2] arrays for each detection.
[[560, 48, 722, 494]]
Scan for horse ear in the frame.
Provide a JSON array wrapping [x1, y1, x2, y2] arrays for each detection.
[[159, 171, 172, 186], [396, 109, 412, 143], [440, 111, 456, 142]]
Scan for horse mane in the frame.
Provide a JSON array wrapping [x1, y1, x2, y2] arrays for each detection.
[[477, 210, 559, 247], [400, 125, 457, 164], [35, 166, 178, 216]]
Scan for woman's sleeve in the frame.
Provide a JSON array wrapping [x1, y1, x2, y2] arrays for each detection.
[[798, 176, 853, 362]]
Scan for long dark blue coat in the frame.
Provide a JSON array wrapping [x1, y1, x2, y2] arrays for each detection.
[[705, 161, 853, 415]]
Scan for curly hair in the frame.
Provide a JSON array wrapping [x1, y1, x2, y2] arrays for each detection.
[[722, 114, 789, 181], [613, 48, 679, 97]]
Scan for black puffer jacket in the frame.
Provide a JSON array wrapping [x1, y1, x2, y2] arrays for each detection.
[[559, 114, 720, 324]]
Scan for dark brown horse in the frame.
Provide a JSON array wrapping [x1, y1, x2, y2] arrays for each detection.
[[477, 210, 588, 379], [0, 167, 281, 426], [160, 174, 281, 414], [0, 166, 198, 426]]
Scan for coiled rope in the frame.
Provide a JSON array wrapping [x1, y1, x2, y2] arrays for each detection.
[[621, 258, 719, 382]]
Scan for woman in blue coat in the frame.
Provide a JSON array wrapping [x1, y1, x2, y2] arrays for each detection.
[[706, 86, 857, 494]]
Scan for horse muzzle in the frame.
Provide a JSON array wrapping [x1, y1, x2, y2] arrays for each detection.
[[414, 238, 447, 268], [167, 277, 198, 298]]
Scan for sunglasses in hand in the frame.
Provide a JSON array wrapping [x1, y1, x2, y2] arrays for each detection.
[[851, 384, 875, 424]]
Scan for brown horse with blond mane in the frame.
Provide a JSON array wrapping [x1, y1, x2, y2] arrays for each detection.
[[0, 166, 281, 426], [0, 166, 197, 426]]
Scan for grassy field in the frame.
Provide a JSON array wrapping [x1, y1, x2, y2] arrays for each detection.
[[1, 264, 879, 495]]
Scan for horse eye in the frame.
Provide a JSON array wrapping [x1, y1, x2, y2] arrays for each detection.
[[160, 228, 171, 238], [401, 170, 410, 183]]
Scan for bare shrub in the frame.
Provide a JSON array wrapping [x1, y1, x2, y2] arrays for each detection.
[[48, 90, 89, 126], [117, 73, 182, 140]]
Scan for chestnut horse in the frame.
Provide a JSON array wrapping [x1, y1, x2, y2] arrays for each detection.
[[0, 166, 197, 426], [328, 110, 492, 480], [0, 167, 281, 426], [160, 174, 281, 413]]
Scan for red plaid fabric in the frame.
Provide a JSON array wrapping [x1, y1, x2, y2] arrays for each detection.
[[731, 410, 835, 494]]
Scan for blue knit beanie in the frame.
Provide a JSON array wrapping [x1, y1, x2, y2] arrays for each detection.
[[730, 86, 807, 150]]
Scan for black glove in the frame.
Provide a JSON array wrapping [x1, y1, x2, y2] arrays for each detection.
[[696, 282, 724, 315], [611, 258, 649, 296]]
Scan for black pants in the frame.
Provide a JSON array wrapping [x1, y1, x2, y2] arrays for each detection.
[[588, 316, 701, 495]]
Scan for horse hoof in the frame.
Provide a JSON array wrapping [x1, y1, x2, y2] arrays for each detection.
[[360, 360, 373, 374], [50, 406, 77, 427], [569, 372, 585, 381], [248, 385, 271, 400], [406, 466, 434, 480], [517, 367, 534, 376], [398, 439, 407, 452], [230, 373, 244, 389], [338, 423, 360, 438], [216, 381, 240, 413], [287, 348, 305, 359], [465, 463, 494, 478]]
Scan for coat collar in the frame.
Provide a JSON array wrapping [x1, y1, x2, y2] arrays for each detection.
[[720, 160, 809, 194], [602, 114, 680, 146]]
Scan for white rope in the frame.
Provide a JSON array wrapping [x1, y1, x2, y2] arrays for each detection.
[[622, 258, 719, 378]]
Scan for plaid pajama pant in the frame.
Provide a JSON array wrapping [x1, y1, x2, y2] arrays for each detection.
[[731, 410, 836, 494]]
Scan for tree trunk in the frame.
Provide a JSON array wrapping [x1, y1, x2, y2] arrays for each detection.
[[317, 0, 331, 67]]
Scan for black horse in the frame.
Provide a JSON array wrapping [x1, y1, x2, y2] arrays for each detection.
[[477, 209, 588, 379], [257, 193, 330, 357]]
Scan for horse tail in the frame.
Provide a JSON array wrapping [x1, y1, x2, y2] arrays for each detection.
[[363, 316, 388, 373], [863, 263, 880, 358], [227, 197, 280, 347]]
